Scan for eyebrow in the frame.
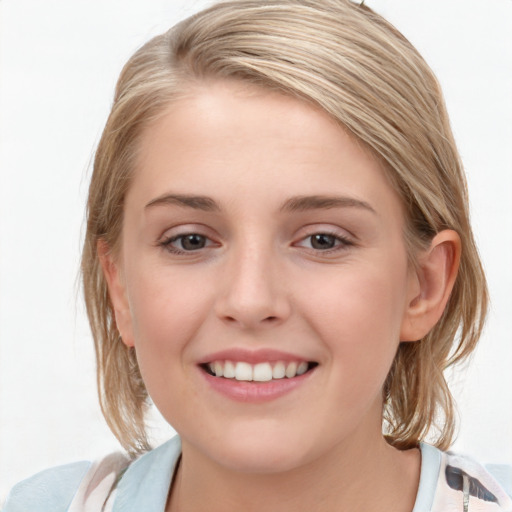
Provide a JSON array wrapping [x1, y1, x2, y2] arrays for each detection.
[[144, 193, 376, 215], [280, 195, 376, 214], [145, 194, 221, 211]]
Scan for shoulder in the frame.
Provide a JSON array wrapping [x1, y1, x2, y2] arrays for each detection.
[[419, 443, 512, 512], [1, 437, 182, 512], [485, 464, 512, 498], [2, 461, 92, 512]]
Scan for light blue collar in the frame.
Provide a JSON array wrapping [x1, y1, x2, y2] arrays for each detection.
[[412, 442, 442, 512], [112, 436, 181, 512]]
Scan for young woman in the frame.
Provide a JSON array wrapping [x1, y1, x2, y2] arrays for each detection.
[[4, 1, 511, 511]]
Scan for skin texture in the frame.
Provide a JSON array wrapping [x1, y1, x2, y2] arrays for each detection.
[[100, 80, 460, 512]]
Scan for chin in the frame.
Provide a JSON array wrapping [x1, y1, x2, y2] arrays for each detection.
[[194, 421, 320, 474], [215, 442, 310, 474]]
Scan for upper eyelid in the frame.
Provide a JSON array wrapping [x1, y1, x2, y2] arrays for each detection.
[[293, 224, 355, 240], [158, 223, 216, 239]]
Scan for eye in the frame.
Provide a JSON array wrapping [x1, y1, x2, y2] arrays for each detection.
[[295, 232, 353, 252], [309, 234, 339, 250], [159, 233, 213, 254]]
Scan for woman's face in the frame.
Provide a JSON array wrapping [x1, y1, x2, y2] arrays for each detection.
[[107, 81, 420, 473]]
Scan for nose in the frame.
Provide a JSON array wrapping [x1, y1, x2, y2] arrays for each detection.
[[214, 243, 291, 330]]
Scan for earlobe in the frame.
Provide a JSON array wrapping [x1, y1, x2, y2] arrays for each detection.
[[97, 239, 135, 347], [400, 230, 461, 342]]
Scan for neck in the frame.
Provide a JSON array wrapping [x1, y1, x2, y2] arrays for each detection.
[[166, 431, 420, 512]]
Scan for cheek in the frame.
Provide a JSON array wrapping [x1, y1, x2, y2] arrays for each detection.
[[123, 265, 215, 411], [299, 259, 409, 388], [125, 264, 211, 361]]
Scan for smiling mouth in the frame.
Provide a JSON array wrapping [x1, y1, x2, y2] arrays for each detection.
[[200, 360, 319, 382]]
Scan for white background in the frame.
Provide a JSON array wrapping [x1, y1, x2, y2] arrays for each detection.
[[1, 0, 511, 502]]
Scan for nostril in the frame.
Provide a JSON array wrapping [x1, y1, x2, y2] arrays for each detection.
[[221, 314, 280, 326]]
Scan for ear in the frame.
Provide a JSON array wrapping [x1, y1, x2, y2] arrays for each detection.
[[400, 230, 461, 342], [97, 239, 135, 347]]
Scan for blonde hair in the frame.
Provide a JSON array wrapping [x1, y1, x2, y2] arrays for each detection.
[[82, 0, 488, 455]]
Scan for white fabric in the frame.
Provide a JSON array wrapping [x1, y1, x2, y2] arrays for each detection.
[[67, 452, 130, 512], [430, 451, 512, 512]]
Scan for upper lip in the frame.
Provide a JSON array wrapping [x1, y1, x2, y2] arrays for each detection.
[[198, 348, 313, 365]]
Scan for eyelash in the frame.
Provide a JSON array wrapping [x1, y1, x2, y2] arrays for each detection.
[[158, 231, 353, 256]]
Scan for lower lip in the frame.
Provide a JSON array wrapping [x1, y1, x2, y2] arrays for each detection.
[[200, 368, 315, 403]]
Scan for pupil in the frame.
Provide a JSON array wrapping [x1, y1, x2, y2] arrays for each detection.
[[311, 234, 335, 249], [182, 234, 205, 250]]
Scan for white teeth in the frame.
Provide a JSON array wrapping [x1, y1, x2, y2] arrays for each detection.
[[223, 360, 236, 378], [214, 361, 223, 377], [285, 362, 297, 378], [206, 360, 313, 381], [296, 361, 308, 376], [253, 362, 273, 382], [272, 361, 286, 379], [235, 362, 253, 381]]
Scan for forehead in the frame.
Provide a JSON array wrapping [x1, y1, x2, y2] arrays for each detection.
[[130, 80, 403, 219]]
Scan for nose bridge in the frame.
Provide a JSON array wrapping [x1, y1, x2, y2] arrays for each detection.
[[215, 234, 290, 328]]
